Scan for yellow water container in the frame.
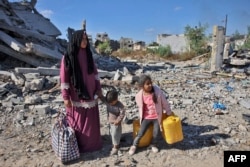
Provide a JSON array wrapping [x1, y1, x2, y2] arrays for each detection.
[[162, 113, 183, 144], [133, 119, 153, 147]]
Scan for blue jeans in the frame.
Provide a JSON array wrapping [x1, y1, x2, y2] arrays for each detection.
[[133, 119, 160, 146]]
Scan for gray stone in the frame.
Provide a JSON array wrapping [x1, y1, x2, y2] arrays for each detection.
[[121, 75, 133, 84], [16, 110, 25, 121], [238, 124, 248, 132], [10, 97, 24, 105], [113, 70, 122, 80], [23, 73, 40, 80], [37, 67, 59, 76], [0, 70, 12, 76], [182, 99, 193, 105], [46, 76, 60, 84], [24, 95, 42, 104], [2, 101, 13, 107], [29, 78, 45, 90], [14, 105, 25, 111], [239, 99, 250, 109], [98, 69, 115, 78], [15, 67, 37, 74], [30, 104, 50, 115], [11, 72, 25, 86]]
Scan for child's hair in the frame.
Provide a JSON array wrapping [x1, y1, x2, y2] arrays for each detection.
[[106, 90, 118, 103], [138, 74, 157, 103], [138, 74, 152, 87]]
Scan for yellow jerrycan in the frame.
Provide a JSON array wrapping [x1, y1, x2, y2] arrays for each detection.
[[133, 119, 153, 147], [162, 113, 183, 144]]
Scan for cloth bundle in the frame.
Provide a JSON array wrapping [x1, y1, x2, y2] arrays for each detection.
[[51, 109, 80, 163]]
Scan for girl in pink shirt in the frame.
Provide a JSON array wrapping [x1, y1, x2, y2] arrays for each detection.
[[128, 74, 172, 155]]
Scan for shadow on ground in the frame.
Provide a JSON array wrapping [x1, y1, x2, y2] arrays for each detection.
[[159, 123, 231, 151], [64, 122, 231, 165]]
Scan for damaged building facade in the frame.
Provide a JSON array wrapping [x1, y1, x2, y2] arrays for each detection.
[[0, 0, 67, 68]]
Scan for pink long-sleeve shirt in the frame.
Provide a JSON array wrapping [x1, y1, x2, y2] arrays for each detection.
[[135, 85, 172, 125]]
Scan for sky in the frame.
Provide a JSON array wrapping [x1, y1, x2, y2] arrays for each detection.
[[21, 0, 250, 43]]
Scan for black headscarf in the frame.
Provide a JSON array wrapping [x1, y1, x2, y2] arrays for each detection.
[[64, 30, 94, 100]]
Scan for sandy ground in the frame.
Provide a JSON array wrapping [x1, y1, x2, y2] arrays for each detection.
[[0, 57, 249, 167], [0, 108, 227, 167]]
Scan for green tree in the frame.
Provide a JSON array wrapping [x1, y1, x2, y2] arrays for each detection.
[[157, 45, 172, 57], [184, 23, 208, 55], [148, 42, 159, 46], [97, 41, 112, 55], [231, 30, 242, 40], [147, 45, 172, 57], [247, 26, 250, 36]]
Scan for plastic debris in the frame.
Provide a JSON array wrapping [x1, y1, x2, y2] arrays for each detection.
[[213, 102, 226, 110]]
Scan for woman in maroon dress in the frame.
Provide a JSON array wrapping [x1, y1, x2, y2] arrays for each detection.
[[60, 29, 103, 153]]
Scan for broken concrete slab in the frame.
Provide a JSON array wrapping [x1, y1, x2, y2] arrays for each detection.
[[0, 0, 65, 67], [239, 99, 250, 109], [113, 70, 122, 80], [0, 23, 56, 42], [29, 104, 51, 115], [98, 69, 115, 79], [11, 2, 61, 37], [0, 30, 26, 52], [25, 42, 62, 59], [15, 67, 60, 76], [0, 44, 56, 67], [0, 70, 12, 76]]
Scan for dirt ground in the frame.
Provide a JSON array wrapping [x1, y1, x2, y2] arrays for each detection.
[[0, 109, 224, 167], [0, 55, 249, 167]]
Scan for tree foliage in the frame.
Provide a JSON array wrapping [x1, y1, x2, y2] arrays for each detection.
[[147, 45, 172, 57], [184, 23, 208, 55], [231, 30, 242, 40], [97, 41, 112, 55], [148, 42, 159, 46]]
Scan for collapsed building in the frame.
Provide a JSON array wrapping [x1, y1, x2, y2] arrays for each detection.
[[0, 0, 67, 68], [0, 0, 249, 76], [210, 26, 250, 75]]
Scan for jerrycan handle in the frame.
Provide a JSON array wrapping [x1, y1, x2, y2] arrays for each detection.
[[171, 117, 176, 122]]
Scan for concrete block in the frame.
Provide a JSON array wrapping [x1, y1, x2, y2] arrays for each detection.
[[30, 105, 50, 115]]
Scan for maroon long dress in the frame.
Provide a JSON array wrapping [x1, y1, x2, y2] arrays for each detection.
[[60, 49, 102, 153]]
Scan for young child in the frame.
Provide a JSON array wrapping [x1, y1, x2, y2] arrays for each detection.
[[105, 90, 126, 155], [128, 74, 172, 155]]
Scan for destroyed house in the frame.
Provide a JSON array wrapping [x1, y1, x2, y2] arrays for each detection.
[[0, 0, 66, 67], [156, 34, 188, 53], [119, 37, 133, 50], [133, 41, 146, 51], [96, 32, 110, 42]]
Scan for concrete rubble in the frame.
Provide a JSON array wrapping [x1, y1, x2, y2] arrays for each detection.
[[0, 0, 68, 67], [0, 53, 250, 166], [0, 1, 250, 166], [0, 0, 143, 72]]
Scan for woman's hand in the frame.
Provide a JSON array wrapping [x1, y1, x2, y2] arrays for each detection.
[[64, 100, 72, 107], [96, 90, 104, 101], [160, 125, 163, 132], [114, 120, 121, 126], [169, 111, 174, 116]]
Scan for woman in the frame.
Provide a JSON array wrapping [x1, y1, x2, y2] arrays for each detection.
[[60, 29, 103, 153]]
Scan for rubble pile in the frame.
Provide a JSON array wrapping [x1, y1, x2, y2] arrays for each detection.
[[0, 1, 250, 166], [0, 0, 68, 67], [0, 58, 250, 166], [223, 49, 250, 74]]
